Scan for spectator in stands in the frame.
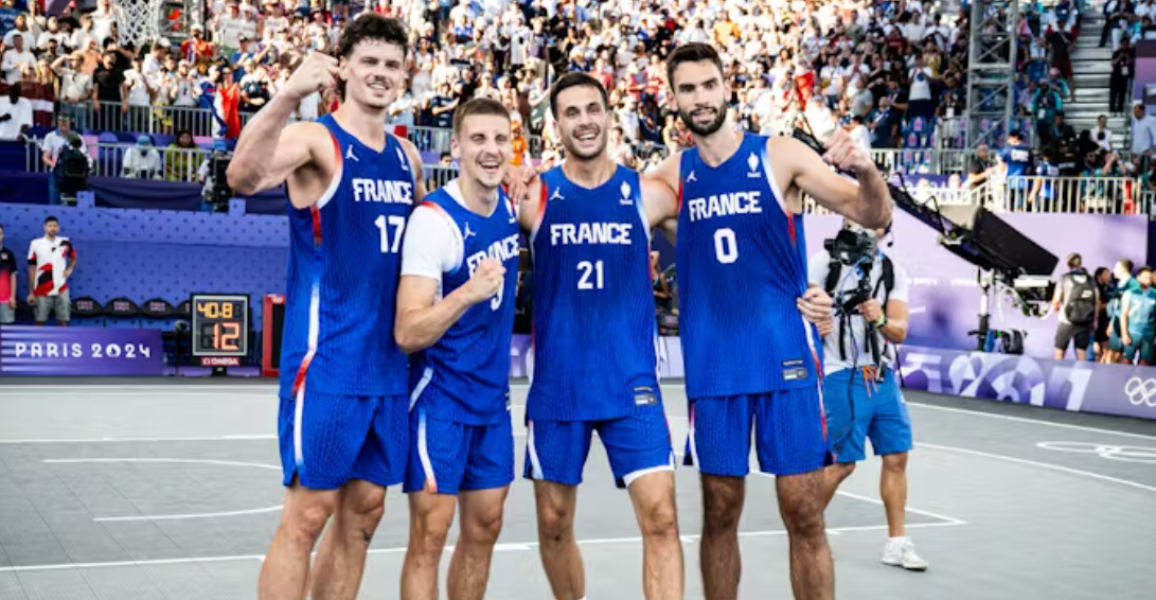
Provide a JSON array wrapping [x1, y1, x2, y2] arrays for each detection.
[[122, 135, 161, 179], [1103, 0, 1131, 48], [26, 215, 74, 327], [1111, 38, 1135, 114], [1, 30, 34, 84], [1092, 115, 1115, 152], [0, 82, 31, 140], [92, 48, 126, 131], [0, 223, 17, 325], [0, 1, 17, 40], [165, 129, 199, 182], [1132, 101, 1156, 158]]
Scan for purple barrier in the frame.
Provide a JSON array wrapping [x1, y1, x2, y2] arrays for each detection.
[[898, 345, 1156, 420], [0, 326, 164, 376]]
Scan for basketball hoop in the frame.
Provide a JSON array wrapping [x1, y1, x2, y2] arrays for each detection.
[[116, 0, 165, 47]]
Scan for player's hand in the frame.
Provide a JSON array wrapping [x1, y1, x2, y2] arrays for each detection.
[[463, 259, 505, 305], [504, 164, 539, 202], [822, 127, 874, 174], [282, 52, 338, 102], [797, 285, 834, 335], [7, 298, 15, 309], [857, 299, 884, 324], [1123, 332, 1133, 347], [26, 294, 35, 306]]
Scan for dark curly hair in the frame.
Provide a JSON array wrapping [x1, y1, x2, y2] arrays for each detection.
[[334, 13, 409, 101], [336, 13, 409, 61]]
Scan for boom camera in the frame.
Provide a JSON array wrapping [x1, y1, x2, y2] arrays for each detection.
[[824, 227, 878, 314]]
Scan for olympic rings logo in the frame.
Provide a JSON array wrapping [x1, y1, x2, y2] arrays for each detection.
[[1124, 377, 1156, 408], [1036, 442, 1156, 464]]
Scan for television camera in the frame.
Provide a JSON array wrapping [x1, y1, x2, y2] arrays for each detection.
[[792, 124, 1058, 351]]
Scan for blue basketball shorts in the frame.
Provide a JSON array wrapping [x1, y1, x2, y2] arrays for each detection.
[[524, 400, 674, 489], [823, 368, 913, 464], [684, 386, 832, 477], [404, 407, 515, 495], [277, 389, 408, 490]]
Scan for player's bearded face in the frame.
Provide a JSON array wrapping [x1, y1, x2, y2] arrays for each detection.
[[455, 115, 513, 190], [342, 41, 406, 110], [673, 63, 729, 137]]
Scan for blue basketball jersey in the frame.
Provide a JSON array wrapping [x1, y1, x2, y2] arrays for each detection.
[[527, 165, 660, 422], [676, 133, 821, 399], [410, 183, 522, 426], [1001, 144, 1033, 177], [279, 115, 416, 398]]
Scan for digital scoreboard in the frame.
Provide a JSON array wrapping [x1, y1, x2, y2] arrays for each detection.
[[191, 294, 249, 369]]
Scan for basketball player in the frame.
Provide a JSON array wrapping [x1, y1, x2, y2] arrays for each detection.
[[507, 72, 837, 600], [647, 43, 893, 600], [396, 98, 521, 600], [227, 15, 425, 600], [515, 72, 685, 600]]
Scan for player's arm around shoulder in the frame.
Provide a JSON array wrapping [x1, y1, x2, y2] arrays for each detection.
[[642, 151, 684, 238], [396, 136, 428, 204], [394, 203, 504, 353], [767, 133, 892, 229]]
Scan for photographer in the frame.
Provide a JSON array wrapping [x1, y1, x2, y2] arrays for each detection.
[[809, 220, 928, 572]]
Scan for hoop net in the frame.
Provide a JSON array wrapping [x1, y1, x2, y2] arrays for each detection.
[[116, 0, 164, 47]]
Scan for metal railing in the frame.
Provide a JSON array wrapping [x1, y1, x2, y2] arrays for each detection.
[[26, 139, 209, 182], [870, 149, 977, 176], [68, 100, 242, 139], [1000, 176, 1143, 214]]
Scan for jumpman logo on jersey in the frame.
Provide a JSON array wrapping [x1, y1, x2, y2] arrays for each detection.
[[463, 222, 476, 241], [346, 145, 358, 162], [396, 148, 410, 171], [550, 189, 564, 201], [686, 171, 697, 182]]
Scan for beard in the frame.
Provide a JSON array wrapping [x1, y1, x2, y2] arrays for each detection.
[[680, 103, 728, 137]]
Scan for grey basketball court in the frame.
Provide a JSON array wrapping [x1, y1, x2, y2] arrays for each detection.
[[0, 379, 1153, 600]]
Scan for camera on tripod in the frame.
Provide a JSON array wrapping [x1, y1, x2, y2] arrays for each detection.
[[824, 226, 878, 314]]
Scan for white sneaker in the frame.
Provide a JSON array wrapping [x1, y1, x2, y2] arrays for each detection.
[[881, 538, 929, 571]]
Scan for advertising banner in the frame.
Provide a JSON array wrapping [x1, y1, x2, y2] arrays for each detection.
[[0, 326, 164, 376], [898, 345, 1156, 421]]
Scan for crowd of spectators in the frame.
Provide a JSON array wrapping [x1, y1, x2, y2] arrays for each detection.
[[0, 0, 1146, 188], [0, 0, 983, 166]]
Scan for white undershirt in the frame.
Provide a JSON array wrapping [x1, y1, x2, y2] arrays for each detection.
[[400, 180, 469, 300]]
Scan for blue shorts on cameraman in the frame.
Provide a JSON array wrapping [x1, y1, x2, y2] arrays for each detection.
[[824, 367, 913, 463]]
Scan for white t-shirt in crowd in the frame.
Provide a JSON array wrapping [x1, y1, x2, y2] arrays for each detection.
[[908, 67, 933, 101], [28, 236, 75, 296], [1, 47, 35, 84], [0, 96, 32, 140]]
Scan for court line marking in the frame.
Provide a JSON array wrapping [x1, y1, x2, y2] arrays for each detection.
[[0, 435, 278, 444], [43, 458, 285, 522], [905, 401, 1156, 442], [669, 419, 968, 526], [0, 521, 964, 573], [916, 442, 1156, 494]]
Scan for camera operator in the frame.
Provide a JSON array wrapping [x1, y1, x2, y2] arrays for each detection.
[[809, 220, 928, 572], [54, 132, 91, 205]]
